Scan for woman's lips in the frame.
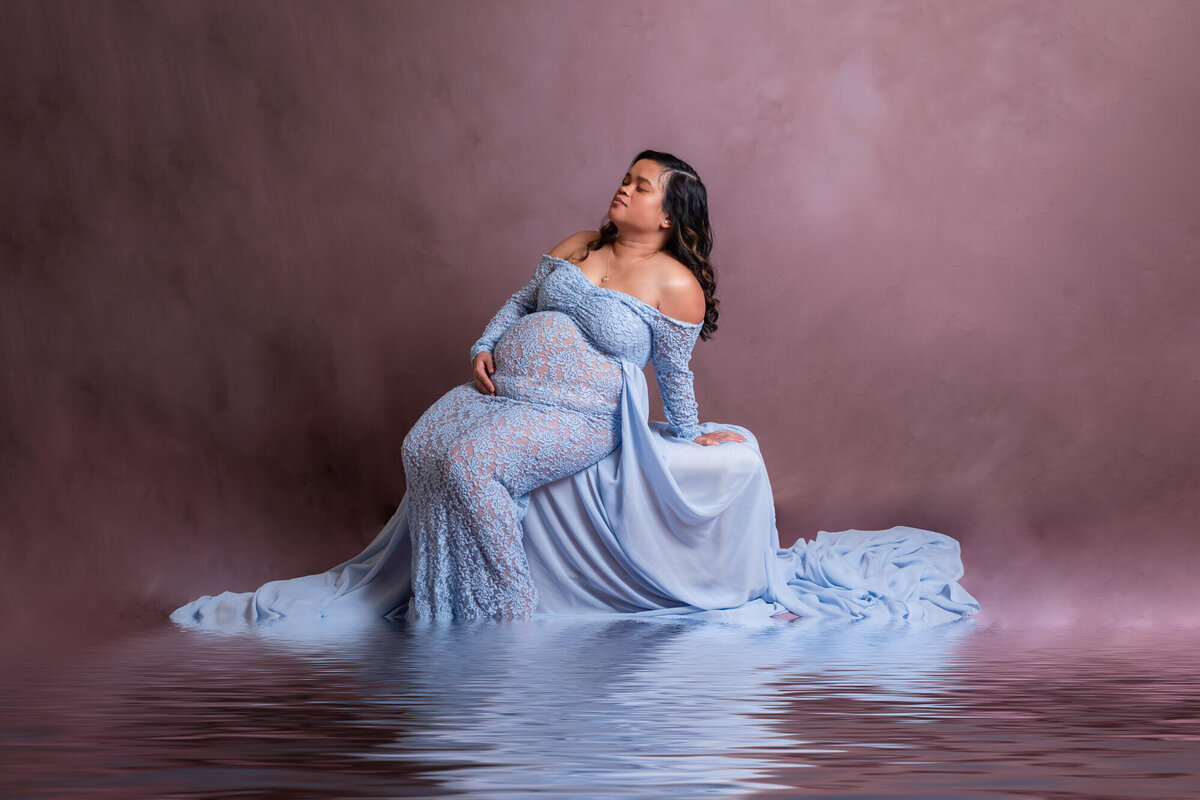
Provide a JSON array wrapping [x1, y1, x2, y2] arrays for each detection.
[[611, 197, 626, 207]]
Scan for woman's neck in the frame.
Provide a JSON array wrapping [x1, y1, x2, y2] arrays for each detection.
[[611, 233, 667, 262]]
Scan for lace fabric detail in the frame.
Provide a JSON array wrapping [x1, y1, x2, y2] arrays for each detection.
[[492, 313, 624, 414]]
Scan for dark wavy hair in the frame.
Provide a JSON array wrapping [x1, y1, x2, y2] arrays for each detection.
[[581, 149, 719, 340]]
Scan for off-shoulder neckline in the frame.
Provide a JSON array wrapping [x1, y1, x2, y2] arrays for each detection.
[[539, 254, 704, 330]]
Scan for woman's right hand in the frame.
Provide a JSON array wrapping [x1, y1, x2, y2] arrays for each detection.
[[472, 352, 496, 395]]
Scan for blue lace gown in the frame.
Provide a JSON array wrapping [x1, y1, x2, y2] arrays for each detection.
[[171, 255, 981, 628], [400, 254, 703, 620]]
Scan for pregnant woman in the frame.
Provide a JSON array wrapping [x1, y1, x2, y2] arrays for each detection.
[[172, 150, 980, 627]]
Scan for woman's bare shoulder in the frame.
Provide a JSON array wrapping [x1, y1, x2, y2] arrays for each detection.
[[548, 230, 600, 262], [654, 258, 706, 325]]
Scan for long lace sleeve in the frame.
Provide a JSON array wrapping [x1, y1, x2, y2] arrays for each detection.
[[469, 256, 557, 364], [649, 315, 704, 440]]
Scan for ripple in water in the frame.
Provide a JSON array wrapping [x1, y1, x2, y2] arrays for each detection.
[[2, 619, 1199, 798]]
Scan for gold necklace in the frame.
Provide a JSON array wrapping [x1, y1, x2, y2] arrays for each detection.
[[602, 248, 661, 283]]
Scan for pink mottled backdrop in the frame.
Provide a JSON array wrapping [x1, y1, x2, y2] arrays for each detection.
[[2, 1, 1198, 643]]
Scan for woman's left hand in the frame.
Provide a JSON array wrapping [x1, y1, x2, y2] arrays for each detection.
[[693, 429, 747, 446]]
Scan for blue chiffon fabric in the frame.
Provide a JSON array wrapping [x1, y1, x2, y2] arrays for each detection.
[[171, 256, 980, 629]]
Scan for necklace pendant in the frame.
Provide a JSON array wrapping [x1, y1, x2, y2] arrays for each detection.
[[600, 275, 609, 283]]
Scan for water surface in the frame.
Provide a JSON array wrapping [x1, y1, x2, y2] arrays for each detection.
[[3, 619, 1199, 798]]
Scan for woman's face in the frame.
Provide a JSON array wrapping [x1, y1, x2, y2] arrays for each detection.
[[609, 159, 671, 234]]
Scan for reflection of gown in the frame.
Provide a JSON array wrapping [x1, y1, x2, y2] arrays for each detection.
[[171, 256, 980, 628]]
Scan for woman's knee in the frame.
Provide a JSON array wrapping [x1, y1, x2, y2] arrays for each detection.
[[402, 414, 452, 479], [401, 422, 427, 471]]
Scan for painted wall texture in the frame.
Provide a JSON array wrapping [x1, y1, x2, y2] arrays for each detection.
[[3, 1, 1198, 641]]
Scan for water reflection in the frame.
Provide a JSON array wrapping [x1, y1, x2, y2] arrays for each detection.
[[2, 619, 1199, 798]]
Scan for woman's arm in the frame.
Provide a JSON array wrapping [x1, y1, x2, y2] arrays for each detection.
[[650, 316, 705, 440], [469, 255, 562, 395], [469, 256, 558, 364], [470, 231, 596, 365], [653, 274, 746, 446]]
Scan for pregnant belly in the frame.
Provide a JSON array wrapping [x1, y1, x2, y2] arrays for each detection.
[[492, 312, 622, 415]]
